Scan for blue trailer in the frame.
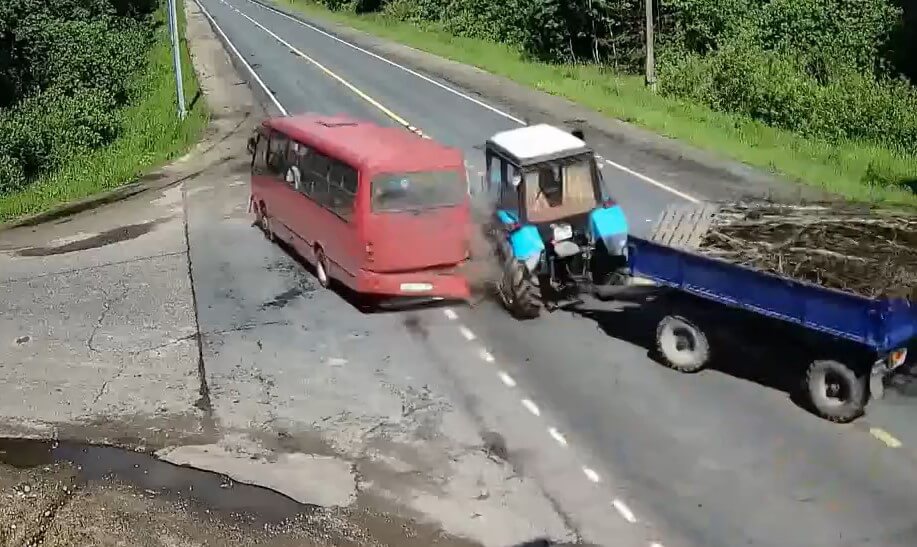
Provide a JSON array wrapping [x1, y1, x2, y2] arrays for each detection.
[[621, 204, 915, 423]]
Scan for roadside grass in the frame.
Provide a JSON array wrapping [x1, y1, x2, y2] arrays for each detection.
[[278, 0, 917, 208], [0, 1, 209, 223]]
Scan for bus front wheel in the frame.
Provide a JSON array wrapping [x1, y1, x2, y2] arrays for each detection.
[[314, 247, 331, 289], [255, 202, 274, 242]]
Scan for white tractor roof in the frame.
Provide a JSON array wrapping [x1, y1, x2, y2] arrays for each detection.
[[487, 124, 590, 164]]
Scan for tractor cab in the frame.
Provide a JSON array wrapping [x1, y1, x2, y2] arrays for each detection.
[[483, 124, 629, 318]]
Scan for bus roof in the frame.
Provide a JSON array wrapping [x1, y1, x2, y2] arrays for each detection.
[[265, 113, 464, 173]]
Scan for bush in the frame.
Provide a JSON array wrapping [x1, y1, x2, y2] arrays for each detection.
[[0, 0, 157, 194], [658, 40, 917, 151], [0, 89, 121, 193]]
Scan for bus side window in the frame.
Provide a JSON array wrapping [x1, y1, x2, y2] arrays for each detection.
[[286, 140, 311, 191], [252, 132, 269, 175], [296, 145, 315, 195], [307, 152, 331, 206], [266, 132, 289, 177], [328, 160, 357, 221]]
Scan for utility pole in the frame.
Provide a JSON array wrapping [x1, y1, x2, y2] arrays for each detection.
[[645, 0, 657, 93], [168, 0, 187, 119]]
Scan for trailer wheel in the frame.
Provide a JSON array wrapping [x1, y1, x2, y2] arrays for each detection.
[[655, 315, 710, 373], [805, 359, 867, 423], [500, 257, 541, 320]]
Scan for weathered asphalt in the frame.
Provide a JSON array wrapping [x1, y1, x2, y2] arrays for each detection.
[[192, 0, 917, 546]]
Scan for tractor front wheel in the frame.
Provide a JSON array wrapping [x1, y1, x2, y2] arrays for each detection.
[[499, 256, 541, 320]]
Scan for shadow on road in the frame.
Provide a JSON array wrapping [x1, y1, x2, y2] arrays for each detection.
[[574, 290, 818, 414], [268, 233, 463, 316]]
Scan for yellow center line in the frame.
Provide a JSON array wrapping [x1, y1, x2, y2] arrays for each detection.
[[869, 427, 902, 448], [216, 0, 425, 136]]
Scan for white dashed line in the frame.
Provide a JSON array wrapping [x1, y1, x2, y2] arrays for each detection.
[[548, 427, 568, 447], [443, 308, 458, 320], [458, 326, 476, 341], [650, 543, 665, 547], [583, 467, 601, 483], [613, 499, 638, 523], [479, 348, 495, 363], [498, 371, 517, 387], [521, 399, 541, 416]]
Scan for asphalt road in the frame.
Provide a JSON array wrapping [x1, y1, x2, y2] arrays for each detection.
[[192, 0, 917, 546]]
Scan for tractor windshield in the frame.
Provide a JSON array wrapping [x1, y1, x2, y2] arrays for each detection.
[[524, 156, 598, 223]]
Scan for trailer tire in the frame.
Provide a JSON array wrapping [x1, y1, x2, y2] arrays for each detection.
[[500, 257, 541, 320], [805, 359, 867, 423], [655, 315, 710, 373]]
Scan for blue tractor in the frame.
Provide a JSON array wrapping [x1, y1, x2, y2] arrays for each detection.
[[482, 124, 630, 319]]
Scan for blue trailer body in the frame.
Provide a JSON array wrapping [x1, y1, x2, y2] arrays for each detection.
[[627, 236, 916, 354]]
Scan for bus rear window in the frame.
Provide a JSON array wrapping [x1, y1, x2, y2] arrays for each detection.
[[371, 170, 465, 213]]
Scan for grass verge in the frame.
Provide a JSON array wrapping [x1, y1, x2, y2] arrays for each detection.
[[0, 1, 209, 223], [278, 0, 916, 208]]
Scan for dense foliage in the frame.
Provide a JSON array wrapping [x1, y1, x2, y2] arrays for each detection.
[[0, 0, 160, 193], [318, 0, 917, 165]]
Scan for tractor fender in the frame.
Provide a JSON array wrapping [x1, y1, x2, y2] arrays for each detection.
[[589, 205, 629, 256], [508, 225, 544, 270]]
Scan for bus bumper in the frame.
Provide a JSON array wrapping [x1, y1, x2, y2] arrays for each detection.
[[356, 269, 471, 302]]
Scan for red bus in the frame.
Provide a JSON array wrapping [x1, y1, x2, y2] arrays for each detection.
[[247, 113, 471, 303]]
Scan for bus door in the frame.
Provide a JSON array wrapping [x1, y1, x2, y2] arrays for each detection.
[[262, 130, 298, 233]]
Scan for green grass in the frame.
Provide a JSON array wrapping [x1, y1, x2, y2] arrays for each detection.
[[280, 0, 917, 208], [0, 1, 209, 222]]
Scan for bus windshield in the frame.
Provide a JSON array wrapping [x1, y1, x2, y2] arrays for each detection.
[[371, 170, 465, 213]]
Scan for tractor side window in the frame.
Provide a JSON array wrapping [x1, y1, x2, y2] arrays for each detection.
[[498, 161, 520, 213], [486, 154, 501, 202]]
